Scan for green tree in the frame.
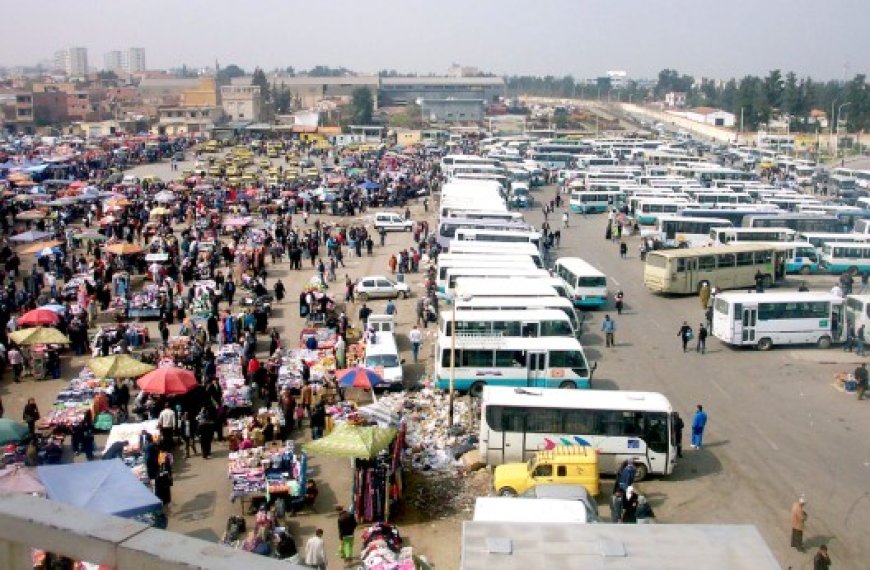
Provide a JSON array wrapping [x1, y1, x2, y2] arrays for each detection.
[[764, 69, 784, 110], [217, 64, 245, 83], [251, 67, 271, 120], [553, 108, 569, 129], [350, 87, 374, 124]]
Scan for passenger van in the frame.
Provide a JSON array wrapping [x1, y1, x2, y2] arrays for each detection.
[[455, 295, 581, 336], [492, 445, 599, 497], [447, 241, 544, 268], [363, 332, 403, 389], [440, 267, 550, 295], [453, 278, 560, 301], [454, 228, 542, 248], [845, 294, 870, 334], [435, 256, 538, 293]]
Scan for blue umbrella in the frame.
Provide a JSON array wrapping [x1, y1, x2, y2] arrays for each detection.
[[40, 304, 67, 314], [359, 181, 381, 190]]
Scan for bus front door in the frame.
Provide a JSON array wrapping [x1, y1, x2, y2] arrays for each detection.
[[740, 307, 757, 343], [526, 351, 547, 388]]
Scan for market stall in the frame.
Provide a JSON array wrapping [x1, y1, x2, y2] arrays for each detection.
[[227, 440, 307, 516]]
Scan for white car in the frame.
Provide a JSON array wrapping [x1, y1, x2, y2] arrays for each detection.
[[374, 212, 413, 232], [355, 276, 411, 301]]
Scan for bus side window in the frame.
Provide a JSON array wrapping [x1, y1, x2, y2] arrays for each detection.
[[677, 259, 686, 272], [733, 303, 742, 321]]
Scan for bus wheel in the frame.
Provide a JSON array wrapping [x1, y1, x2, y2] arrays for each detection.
[[800, 266, 811, 275], [762, 275, 773, 289], [633, 463, 648, 482], [559, 381, 577, 389], [497, 487, 518, 497], [468, 382, 486, 398], [817, 335, 832, 349], [757, 338, 773, 351]]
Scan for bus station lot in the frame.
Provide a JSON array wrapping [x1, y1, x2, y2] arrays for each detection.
[[528, 194, 870, 569]]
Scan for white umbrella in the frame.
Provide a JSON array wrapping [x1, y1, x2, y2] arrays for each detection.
[[154, 191, 176, 203]]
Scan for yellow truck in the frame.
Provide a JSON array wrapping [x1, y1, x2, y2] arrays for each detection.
[[493, 445, 599, 497]]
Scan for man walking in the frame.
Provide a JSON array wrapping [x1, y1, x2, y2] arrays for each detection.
[[696, 323, 708, 354], [304, 528, 327, 570], [601, 315, 616, 348], [691, 404, 707, 449], [409, 325, 422, 363], [855, 362, 868, 401], [790, 495, 808, 552], [677, 321, 693, 353]]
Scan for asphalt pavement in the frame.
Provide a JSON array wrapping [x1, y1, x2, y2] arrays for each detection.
[[528, 188, 870, 569]]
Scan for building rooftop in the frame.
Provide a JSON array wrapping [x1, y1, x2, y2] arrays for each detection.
[[382, 76, 504, 86], [461, 522, 779, 570]]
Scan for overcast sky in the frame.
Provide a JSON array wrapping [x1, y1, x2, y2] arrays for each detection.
[[3, 0, 867, 80]]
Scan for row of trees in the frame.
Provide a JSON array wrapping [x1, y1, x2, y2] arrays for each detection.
[[507, 70, 869, 133]]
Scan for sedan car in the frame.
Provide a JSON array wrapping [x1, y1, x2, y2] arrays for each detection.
[[354, 276, 411, 301]]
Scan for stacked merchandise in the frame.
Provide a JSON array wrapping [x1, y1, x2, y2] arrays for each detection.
[[41, 369, 116, 430], [189, 279, 217, 318], [299, 327, 338, 350], [227, 444, 306, 502], [359, 523, 421, 570], [216, 344, 251, 410], [165, 335, 193, 362], [276, 349, 336, 391], [61, 274, 94, 301], [127, 284, 164, 318]]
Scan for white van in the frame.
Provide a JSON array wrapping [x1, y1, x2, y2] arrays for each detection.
[[473, 497, 588, 524], [373, 212, 413, 232], [364, 331, 404, 389]]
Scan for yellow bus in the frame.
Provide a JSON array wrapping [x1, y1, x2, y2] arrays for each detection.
[[643, 243, 784, 294]]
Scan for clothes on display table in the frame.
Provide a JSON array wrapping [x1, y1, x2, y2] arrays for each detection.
[[217, 344, 251, 409], [276, 349, 336, 391], [227, 444, 306, 501], [299, 327, 338, 350]]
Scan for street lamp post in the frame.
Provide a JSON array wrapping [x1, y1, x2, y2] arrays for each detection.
[[829, 97, 840, 155], [835, 102, 852, 159], [448, 300, 457, 427]]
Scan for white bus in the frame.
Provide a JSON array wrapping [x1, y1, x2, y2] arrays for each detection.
[[655, 216, 732, 248], [434, 335, 594, 396], [454, 228, 542, 248], [443, 266, 551, 295], [819, 242, 870, 274], [441, 309, 575, 338], [478, 386, 676, 478], [691, 191, 754, 207], [845, 294, 870, 334], [441, 154, 501, 176], [447, 241, 544, 268], [553, 257, 608, 309], [454, 278, 560, 301], [712, 291, 845, 350], [528, 151, 574, 170], [436, 217, 530, 249], [435, 257, 539, 293], [568, 190, 625, 214], [440, 208, 523, 223], [455, 296, 581, 336], [634, 198, 694, 225], [711, 227, 796, 244], [797, 232, 870, 250]]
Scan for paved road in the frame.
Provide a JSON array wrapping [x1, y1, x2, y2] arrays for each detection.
[[526, 190, 869, 569]]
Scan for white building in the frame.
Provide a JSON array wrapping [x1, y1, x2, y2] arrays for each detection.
[[67, 47, 88, 78], [127, 48, 146, 72], [668, 106, 735, 128], [664, 91, 687, 108], [607, 70, 628, 88], [220, 85, 261, 122], [104, 50, 124, 73]]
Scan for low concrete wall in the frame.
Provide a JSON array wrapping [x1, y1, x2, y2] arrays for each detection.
[[0, 493, 290, 570]]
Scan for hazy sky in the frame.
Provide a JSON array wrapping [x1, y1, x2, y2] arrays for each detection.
[[3, 0, 867, 80]]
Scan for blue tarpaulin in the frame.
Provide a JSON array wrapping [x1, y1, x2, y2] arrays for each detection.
[[38, 459, 162, 518]]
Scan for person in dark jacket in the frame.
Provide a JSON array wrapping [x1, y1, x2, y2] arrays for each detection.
[[23, 398, 40, 433], [309, 403, 326, 440], [337, 507, 358, 561], [143, 434, 159, 481], [622, 486, 639, 523], [672, 412, 685, 458]]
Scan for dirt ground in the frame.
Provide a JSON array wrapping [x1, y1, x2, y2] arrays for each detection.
[[1, 178, 472, 569]]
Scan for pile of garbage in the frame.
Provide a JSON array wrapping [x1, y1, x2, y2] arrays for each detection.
[[358, 388, 478, 473]]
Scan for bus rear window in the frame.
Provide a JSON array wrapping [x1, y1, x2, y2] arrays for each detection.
[[646, 254, 667, 268], [577, 277, 606, 287]]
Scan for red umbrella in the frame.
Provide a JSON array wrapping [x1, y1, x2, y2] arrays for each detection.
[[18, 308, 60, 327], [136, 367, 197, 395]]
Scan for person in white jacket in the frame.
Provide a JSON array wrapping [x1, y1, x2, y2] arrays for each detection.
[[304, 529, 326, 570]]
